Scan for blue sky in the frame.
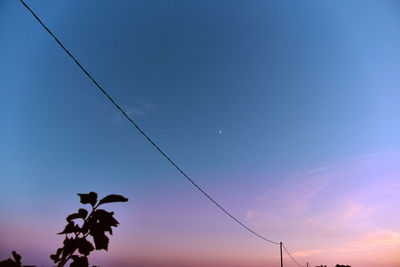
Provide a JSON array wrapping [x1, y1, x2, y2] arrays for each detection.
[[1, 1, 400, 266]]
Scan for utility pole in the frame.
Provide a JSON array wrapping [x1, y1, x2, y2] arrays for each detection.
[[280, 242, 283, 267]]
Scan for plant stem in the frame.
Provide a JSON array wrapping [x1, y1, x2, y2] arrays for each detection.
[[57, 205, 97, 267]]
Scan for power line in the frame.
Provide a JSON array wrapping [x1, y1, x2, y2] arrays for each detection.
[[283, 243, 305, 267], [19, 0, 280, 246], [19, 2, 311, 266]]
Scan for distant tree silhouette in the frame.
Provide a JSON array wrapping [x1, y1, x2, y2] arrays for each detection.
[[335, 265, 351, 267], [0, 192, 128, 267]]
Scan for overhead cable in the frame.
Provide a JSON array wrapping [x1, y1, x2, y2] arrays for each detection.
[[19, 0, 280, 246], [283, 243, 305, 267]]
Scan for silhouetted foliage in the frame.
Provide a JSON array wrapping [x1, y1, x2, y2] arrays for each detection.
[[0, 251, 35, 267], [335, 265, 351, 267], [0, 192, 128, 267], [51, 192, 128, 267]]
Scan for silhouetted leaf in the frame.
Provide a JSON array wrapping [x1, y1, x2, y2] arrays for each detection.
[[98, 194, 128, 206], [81, 219, 92, 235], [91, 227, 109, 250], [70, 255, 88, 267], [50, 257, 58, 263], [76, 238, 94, 256], [50, 254, 60, 263], [56, 248, 62, 257], [91, 209, 119, 235], [77, 192, 97, 206], [86, 209, 118, 250], [94, 209, 119, 226], [61, 237, 77, 261], [66, 209, 88, 222], [58, 221, 80, 235], [11, 251, 21, 264], [50, 248, 62, 263]]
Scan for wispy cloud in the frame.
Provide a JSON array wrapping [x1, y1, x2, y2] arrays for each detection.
[[90, 95, 158, 124], [246, 152, 400, 255], [291, 249, 324, 257], [126, 100, 157, 116], [356, 230, 400, 249], [335, 230, 400, 253], [111, 100, 157, 123]]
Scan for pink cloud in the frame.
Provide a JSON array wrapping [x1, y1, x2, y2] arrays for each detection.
[[291, 249, 324, 257], [353, 230, 400, 250], [245, 152, 400, 264]]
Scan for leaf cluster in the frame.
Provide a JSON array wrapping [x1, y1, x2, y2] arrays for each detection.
[[50, 192, 128, 267], [0, 251, 35, 267]]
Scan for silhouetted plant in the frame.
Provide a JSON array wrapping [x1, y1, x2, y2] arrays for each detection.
[[50, 192, 128, 267], [0, 251, 21, 267], [0, 251, 36, 267], [0, 192, 127, 267]]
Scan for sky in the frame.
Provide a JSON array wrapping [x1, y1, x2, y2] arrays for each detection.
[[1, 0, 400, 266]]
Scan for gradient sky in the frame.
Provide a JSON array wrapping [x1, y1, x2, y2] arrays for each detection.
[[1, 1, 400, 266]]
